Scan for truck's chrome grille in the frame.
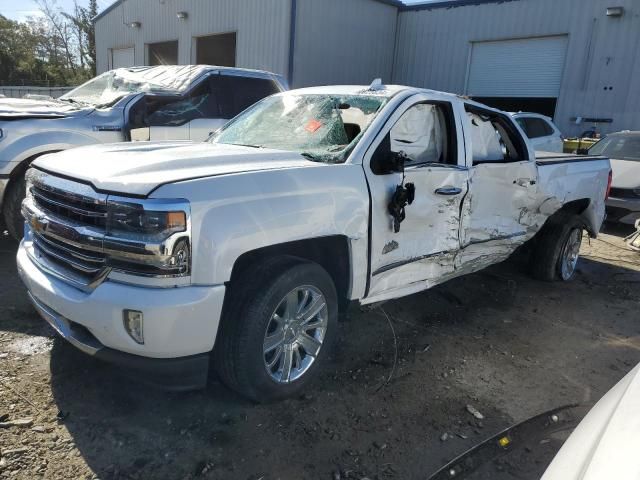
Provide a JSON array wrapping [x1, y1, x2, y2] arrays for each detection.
[[33, 232, 106, 275], [24, 170, 110, 290], [30, 185, 108, 228], [23, 168, 191, 289]]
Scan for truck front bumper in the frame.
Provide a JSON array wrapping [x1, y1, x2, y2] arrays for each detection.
[[17, 244, 226, 391]]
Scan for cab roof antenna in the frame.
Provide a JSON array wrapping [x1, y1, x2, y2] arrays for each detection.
[[368, 78, 385, 91]]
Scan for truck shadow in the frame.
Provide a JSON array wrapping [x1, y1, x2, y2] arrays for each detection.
[[45, 252, 640, 480], [0, 235, 46, 339]]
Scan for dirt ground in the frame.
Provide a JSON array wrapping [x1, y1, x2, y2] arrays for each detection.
[[1, 224, 639, 480]]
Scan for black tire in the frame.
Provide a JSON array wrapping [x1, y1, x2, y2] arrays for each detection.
[[530, 214, 584, 282], [2, 173, 26, 241], [214, 256, 338, 402]]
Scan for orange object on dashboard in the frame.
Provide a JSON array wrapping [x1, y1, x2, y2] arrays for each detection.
[[305, 119, 322, 133]]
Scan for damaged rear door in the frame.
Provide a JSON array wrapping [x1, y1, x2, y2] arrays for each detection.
[[363, 95, 469, 301], [458, 105, 544, 271]]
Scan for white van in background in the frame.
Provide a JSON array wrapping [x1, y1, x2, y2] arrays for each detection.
[[512, 112, 564, 153]]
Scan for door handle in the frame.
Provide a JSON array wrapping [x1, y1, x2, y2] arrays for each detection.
[[435, 186, 462, 196]]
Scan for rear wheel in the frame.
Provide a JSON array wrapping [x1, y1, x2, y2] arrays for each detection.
[[215, 256, 338, 402], [558, 227, 582, 280], [2, 173, 26, 241], [530, 214, 584, 282]]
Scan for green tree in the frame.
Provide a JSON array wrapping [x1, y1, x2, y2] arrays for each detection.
[[0, 0, 99, 87], [0, 15, 49, 85], [62, 0, 98, 75]]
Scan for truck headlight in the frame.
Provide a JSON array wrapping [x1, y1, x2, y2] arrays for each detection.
[[104, 198, 191, 277], [108, 200, 187, 236]]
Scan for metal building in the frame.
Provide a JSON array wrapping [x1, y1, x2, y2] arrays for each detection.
[[94, 0, 401, 87], [95, 0, 640, 136], [394, 0, 640, 136]]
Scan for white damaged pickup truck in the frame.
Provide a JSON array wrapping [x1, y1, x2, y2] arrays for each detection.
[[17, 84, 612, 401]]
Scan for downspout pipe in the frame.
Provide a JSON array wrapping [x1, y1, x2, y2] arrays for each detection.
[[287, 0, 297, 87]]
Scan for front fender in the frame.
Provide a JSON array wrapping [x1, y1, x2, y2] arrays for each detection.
[[152, 163, 370, 291], [1, 130, 101, 172]]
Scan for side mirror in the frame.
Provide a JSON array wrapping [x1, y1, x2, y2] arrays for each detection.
[[576, 148, 590, 155], [371, 133, 410, 175]]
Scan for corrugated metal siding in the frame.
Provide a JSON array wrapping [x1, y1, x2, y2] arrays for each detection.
[[292, 0, 398, 87], [95, 0, 291, 78], [394, 0, 640, 136], [467, 36, 568, 97]]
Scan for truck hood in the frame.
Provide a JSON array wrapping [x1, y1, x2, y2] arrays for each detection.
[[610, 158, 640, 189], [542, 363, 640, 480], [33, 141, 320, 196], [0, 97, 91, 119]]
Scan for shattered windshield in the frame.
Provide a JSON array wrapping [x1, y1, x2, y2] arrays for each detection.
[[60, 71, 177, 108], [211, 93, 388, 163]]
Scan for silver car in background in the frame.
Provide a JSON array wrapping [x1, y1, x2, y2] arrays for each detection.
[[589, 131, 640, 225], [0, 65, 287, 239]]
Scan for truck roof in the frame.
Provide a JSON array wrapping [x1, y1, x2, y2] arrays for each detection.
[[109, 65, 286, 94], [284, 84, 510, 117], [279, 84, 462, 100]]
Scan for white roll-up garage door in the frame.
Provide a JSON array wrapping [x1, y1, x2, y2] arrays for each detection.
[[466, 36, 568, 98], [111, 47, 135, 69]]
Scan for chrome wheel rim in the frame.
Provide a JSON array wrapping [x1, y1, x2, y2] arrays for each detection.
[[560, 228, 582, 280], [263, 286, 328, 384]]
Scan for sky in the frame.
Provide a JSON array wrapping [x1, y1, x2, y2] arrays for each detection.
[[0, 0, 113, 21], [0, 0, 435, 22]]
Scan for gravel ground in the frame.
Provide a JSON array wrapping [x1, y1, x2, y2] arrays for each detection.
[[1, 224, 639, 480]]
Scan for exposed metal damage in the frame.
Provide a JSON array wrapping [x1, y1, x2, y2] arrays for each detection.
[[364, 142, 608, 304]]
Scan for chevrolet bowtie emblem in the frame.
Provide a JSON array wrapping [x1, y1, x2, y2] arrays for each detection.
[[30, 214, 48, 233]]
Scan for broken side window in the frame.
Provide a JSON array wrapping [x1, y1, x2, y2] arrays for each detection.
[[390, 104, 447, 165], [466, 108, 527, 164]]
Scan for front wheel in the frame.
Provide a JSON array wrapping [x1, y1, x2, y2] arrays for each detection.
[[530, 214, 584, 282], [215, 257, 338, 402], [2, 173, 26, 241]]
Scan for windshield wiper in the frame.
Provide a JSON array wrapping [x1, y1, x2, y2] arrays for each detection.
[[300, 152, 324, 162], [58, 97, 89, 107], [231, 143, 264, 149]]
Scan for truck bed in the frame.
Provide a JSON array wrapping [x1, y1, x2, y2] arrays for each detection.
[[534, 151, 610, 236]]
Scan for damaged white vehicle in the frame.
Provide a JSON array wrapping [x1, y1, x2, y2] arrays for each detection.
[[0, 65, 286, 239], [17, 84, 612, 401]]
